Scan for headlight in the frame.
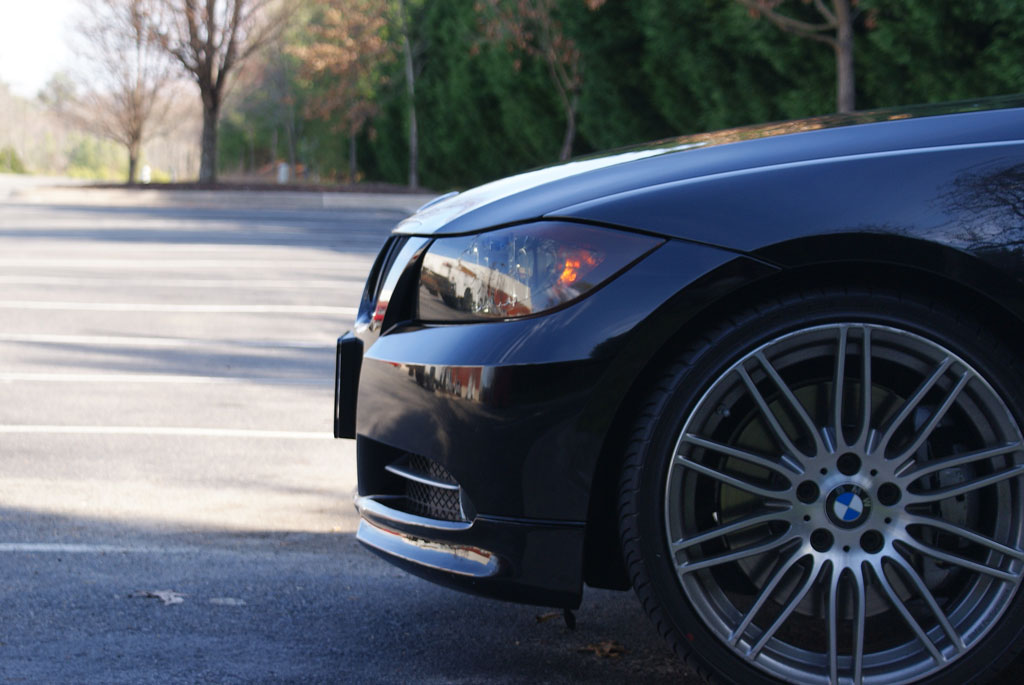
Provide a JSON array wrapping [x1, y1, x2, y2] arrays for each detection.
[[417, 222, 662, 321]]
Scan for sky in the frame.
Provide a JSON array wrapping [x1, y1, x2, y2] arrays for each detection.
[[0, 0, 78, 98]]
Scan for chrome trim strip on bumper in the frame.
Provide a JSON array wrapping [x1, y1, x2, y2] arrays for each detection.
[[356, 494, 471, 531], [384, 463, 460, 491]]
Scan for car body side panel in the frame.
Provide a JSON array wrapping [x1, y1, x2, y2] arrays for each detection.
[[355, 241, 777, 521]]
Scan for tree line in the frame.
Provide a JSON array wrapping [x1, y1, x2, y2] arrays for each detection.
[[61, 0, 1024, 189]]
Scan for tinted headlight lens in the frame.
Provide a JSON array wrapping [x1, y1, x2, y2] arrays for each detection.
[[417, 222, 661, 321]]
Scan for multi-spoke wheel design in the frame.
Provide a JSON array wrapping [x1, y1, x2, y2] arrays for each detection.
[[620, 297, 1024, 685]]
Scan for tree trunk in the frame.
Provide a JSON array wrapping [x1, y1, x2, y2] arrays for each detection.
[[127, 140, 140, 185], [834, 0, 855, 113], [285, 119, 297, 173], [349, 129, 358, 182], [559, 93, 578, 162], [400, 0, 419, 190], [199, 99, 220, 185]]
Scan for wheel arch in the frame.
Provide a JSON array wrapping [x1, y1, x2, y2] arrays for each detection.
[[582, 232, 1024, 590]]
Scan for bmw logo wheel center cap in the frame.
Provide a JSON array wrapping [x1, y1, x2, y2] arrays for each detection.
[[826, 485, 871, 528]]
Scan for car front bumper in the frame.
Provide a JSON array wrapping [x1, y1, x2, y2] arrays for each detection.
[[335, 234, 774, 607]]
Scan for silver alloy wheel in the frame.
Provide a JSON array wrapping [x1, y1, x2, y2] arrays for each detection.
[[665, 323, 1024, 684]]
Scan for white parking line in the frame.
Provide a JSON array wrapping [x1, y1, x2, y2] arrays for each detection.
[[0, 540, 172, 552], [0, 542, 328, 555], [0, 258, 344, 268], [0, 333, 333, 349], [0, 373, 332, 386], [0, 275, 358, 289], [0, 425, 331, 439], [0, 301, 357, 315], [0, 543, 187, 553]]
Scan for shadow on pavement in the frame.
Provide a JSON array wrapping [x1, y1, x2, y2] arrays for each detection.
[[0, 507, 695, 684], [2, 203, 405, 254]]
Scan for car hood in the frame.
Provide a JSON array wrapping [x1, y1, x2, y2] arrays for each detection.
[[395, 96, 1024, 237]]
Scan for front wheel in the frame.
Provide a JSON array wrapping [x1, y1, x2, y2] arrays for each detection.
[[619, 290, 1024, 684]]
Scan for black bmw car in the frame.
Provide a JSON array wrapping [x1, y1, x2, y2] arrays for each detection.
[[335, 97, 1024, 684]]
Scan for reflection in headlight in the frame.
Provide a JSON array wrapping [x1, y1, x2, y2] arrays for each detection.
[[417, 222, 661, 322]]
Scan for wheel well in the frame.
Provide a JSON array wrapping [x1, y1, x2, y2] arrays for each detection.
[[581, 259, 1024, 591]]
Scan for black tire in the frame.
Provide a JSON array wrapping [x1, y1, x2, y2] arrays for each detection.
[[618, 288, 1024, 685]]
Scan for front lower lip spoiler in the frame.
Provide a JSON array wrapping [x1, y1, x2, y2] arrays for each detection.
[[357, 519, 500, 578], [353, 494, 586, 608], [356, 495, 498, 578]]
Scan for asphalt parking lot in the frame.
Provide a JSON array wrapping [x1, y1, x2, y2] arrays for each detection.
[[0, 182, 695, 684]]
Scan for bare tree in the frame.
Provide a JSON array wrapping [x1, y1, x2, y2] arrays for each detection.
[[477, 0, 603, 162], [736, 0, 875, 113], [153, 0, 289, 183], [395, 0, 419, 188], [67, 0, 175, 184], [227, 37, 303, 174]]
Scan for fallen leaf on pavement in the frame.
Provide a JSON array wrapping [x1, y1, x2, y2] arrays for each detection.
[[578, 640, 626, 658], [131, 590, 185, 606], [535, 611, 561, 623]]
